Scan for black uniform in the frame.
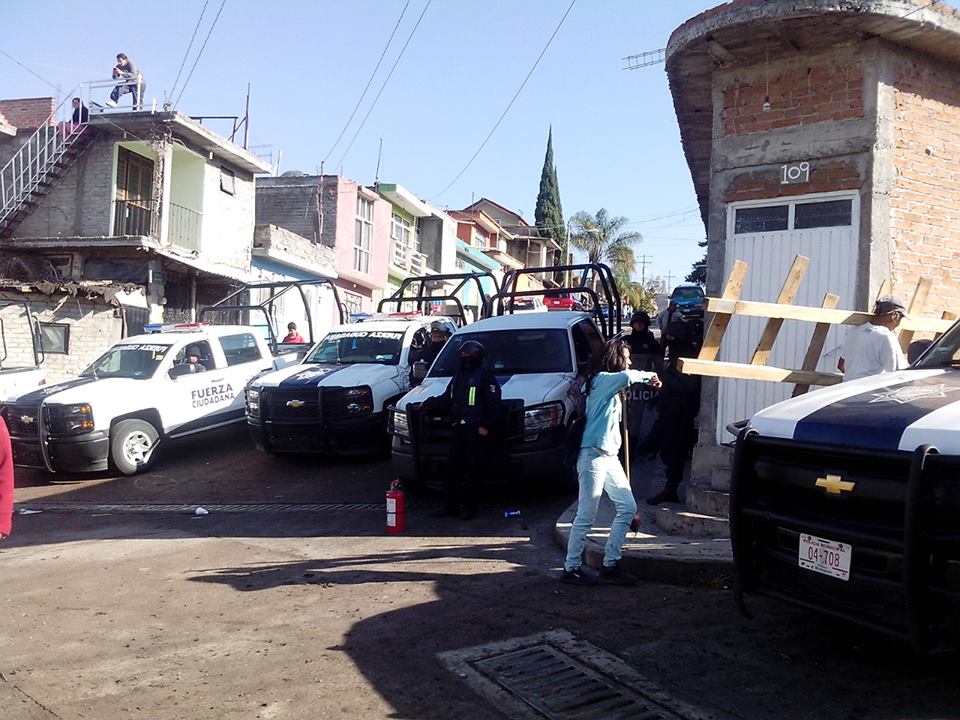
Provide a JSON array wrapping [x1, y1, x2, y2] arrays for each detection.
[[439, 363, 501, 518]]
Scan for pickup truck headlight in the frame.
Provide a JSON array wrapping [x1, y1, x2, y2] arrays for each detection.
[[48, 403, 95, 436], [523, 402, 564, 434], [344, 386, 373, 415], [390, 408, 410, 438], [246, 387, 260, 417]]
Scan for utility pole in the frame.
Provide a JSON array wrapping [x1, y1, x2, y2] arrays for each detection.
[[664, 271, 675, 289], [637, 254, 653, 287]]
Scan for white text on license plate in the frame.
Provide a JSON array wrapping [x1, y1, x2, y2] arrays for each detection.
[[798, 533, 851, 581]]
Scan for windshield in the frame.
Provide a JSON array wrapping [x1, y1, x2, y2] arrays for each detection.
[[672, 286, 704, 301], [430, 329, 572, 377], [304, 329, 404, 365], [913, 324, 960, 368], [81, 343, 172, 379]]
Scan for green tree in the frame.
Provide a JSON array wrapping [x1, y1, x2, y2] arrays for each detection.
[[534, 127, 565, 277], [569, 208, 642, 302], [686, 240, 707, 284]]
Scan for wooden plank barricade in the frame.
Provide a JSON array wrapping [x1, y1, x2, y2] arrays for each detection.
[[677, 255, 954, 394]]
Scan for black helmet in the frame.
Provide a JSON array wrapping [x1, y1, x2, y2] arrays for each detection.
[[630, 311, 651, 328], [429, 321, 449, 335], [186, 345, 202, 357], [459, 340, 485, 371]]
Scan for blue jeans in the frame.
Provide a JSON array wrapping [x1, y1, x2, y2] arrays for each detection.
[[564, 447, 637, 572]]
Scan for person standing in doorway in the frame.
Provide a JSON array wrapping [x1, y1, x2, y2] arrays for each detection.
[[106, 53, 146, 109], [563, 339, 660, 586], [838, 297, 909, 381]]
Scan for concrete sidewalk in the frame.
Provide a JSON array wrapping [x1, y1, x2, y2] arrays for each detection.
[[554, 458, 733, 586]]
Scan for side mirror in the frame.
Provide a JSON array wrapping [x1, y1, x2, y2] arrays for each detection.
[[411, 359, 429, 386], [907, 339, 934, 364], [168, 364, 194, 379]]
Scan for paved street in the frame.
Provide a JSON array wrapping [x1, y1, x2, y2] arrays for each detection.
[[4, 425, 960, 719]]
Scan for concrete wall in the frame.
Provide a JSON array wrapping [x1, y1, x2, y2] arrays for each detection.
[[256, 176, 321, 243], [0, 293, 124, 383], [199, 157, 254, 271]]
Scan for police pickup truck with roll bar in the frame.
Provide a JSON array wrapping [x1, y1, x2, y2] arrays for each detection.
[[245, 272, 496, 455], [1, 278, 343, 475], [389, 263, 620, 489], [730, 320, 960, 653]]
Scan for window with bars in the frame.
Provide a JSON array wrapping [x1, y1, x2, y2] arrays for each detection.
[[342, 291, 363, 318], [391, 213, 411, 266], [733, 198, 854, 235], [354, 196, 373, 273]]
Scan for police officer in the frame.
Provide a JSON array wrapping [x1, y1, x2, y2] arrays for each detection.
[[410, 321, 451, 385], [437, 340, 501, 520], [624, 311, 661, 371], [181, 345, 207, 373]]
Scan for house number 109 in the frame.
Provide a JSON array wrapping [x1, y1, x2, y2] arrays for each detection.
[[781, 161, 811, 185]]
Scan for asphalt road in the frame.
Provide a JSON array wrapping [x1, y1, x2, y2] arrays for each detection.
[[5, 423, 960, 719]]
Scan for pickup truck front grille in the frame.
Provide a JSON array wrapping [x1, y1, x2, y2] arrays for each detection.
[[2, 405, 41, 438], [263, 389, 319, 421], [732, 433, 960, 651]]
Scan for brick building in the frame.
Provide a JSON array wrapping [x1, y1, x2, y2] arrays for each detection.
[[666, 0, 960, 483]]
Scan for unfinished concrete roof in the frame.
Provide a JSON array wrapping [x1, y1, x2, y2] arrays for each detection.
[[666, 0, 960, 221]]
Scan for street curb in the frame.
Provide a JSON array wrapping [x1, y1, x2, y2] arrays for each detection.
[[555, 498, 733, 587]]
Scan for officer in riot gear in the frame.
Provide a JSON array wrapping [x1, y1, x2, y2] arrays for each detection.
[[181, 345, 207, 373], [410, 321, 451, 386], [436, 339, 501, 520]]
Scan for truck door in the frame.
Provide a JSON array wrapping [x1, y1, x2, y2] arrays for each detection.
[[216, 332, 272, 417], [165, 339, 237, 434]]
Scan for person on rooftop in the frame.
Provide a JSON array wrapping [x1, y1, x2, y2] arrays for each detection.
[[106, 53, 146, 109]]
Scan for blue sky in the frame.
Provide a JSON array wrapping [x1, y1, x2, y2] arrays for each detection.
[[2, 0, 713, 288]]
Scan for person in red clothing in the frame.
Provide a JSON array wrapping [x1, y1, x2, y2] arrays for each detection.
[[283, 322, 305, 344], [0, 417, 13, 540]]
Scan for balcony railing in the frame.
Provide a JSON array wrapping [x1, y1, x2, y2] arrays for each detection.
[[410, 251, 427, 275], [169, 203, 202, 252], [391, 238, 409, 268], [113, 199, 156, 236]]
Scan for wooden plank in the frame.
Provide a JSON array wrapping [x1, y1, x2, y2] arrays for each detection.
[[750, 255, 810, 366], [792, 292, 840, 397], [936, 311, 957, 340], [705, 297, 953, 333], [698, 259, 748, 362], [678, 357, 843, 387], [898, 277, 932, 353]]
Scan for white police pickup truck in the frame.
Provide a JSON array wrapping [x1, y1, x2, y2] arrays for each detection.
[[730, 322, 960, 651], [390, 311, 605, 488], [1, 323, 290, 475], [246, 316, 458, 455]]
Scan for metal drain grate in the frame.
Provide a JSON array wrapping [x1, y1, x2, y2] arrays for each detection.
[[13, 501, 432, 514], [440, 630, 712, 720]]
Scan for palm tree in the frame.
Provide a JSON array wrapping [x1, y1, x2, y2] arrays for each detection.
[[569, 208, 642, 304]]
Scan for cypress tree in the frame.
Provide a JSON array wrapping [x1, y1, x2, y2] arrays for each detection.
[[534, 127, 566, 277]]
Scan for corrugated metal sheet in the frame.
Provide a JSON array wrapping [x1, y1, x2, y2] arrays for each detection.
[[716, 202, 857, 443]]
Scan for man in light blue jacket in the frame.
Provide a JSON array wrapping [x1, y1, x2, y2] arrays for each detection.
[[563, 340, 660, 586]]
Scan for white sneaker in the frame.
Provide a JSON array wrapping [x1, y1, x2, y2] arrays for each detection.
[[105, 99, 117, 108]]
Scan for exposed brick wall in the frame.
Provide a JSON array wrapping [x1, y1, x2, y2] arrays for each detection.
[[722, 64, 864, 136], [724, 160, 862, 203], [889, 58, 960, 314], [0, 97, 56, 129]]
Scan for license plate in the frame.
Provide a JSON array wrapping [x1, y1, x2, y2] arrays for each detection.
[[798, 533, 851, 581]]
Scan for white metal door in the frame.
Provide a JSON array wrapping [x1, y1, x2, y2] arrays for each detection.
[[715, 193, 859, 443]]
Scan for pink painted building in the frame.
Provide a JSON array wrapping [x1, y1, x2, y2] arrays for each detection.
[[256, 174, 391, 317]]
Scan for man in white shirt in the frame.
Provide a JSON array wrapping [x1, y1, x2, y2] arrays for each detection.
[[838, 297, 909, 382]]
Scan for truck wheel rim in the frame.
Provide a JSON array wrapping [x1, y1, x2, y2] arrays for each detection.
[[123, 431, 153, 464]]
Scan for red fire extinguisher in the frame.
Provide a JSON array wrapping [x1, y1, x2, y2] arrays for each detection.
[[386, 479, 405, 534]]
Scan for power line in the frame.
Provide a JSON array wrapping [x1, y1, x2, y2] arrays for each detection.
[[169, 1, 209, 102], [430, 0, 576, 200], [0, 49, 59, 92], [174, 0, 228, 109], [323, 0, 410, 164], [334, 0, 432, 171]]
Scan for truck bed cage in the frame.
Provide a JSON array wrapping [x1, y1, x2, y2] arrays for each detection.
[[377, 272, 500, 327], [198, 279, 344, 353], [491, 263, 622, 339]]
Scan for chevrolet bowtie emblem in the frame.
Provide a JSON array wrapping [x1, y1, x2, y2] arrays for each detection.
[[20, 415, 34, 424], [816, 473, 855, 495], [285, 399, 306, 408]]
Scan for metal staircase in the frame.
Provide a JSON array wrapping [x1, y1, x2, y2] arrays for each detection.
[[0, 89, 97, 239]]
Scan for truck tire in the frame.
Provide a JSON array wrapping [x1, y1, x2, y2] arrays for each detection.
[[110, 419, 159, 475]]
